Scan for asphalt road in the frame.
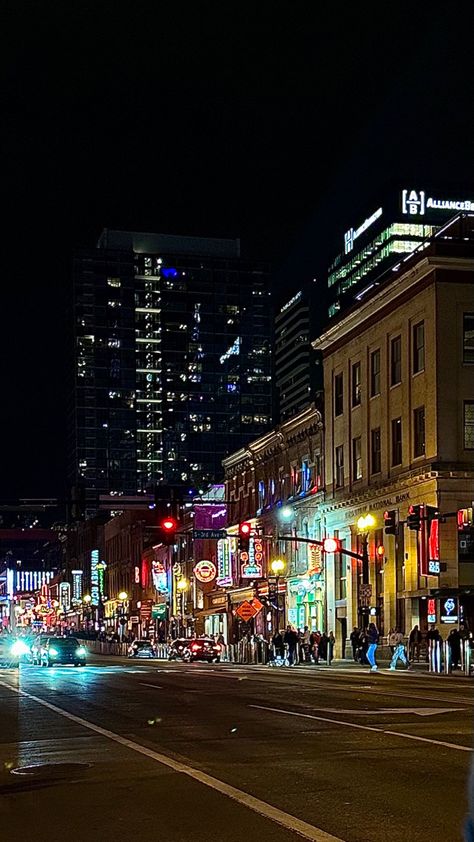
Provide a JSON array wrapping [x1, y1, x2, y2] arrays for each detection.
[[0, 657, 472, 842]]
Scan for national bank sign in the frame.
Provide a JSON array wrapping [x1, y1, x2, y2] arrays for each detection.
[[401, 189, 474, 216]]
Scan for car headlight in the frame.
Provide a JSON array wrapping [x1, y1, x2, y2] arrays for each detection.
[[11, 640, 30, 657], [49, 647, 58, 656], [76, 647, 86, 657]]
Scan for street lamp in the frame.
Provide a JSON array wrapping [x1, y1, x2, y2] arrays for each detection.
[[279, 506, 294, 522], [82, 594, 92, 632], [118, 591, 128, 640], [271, 559, 285, 633], [176, 578, 188, 635], [357, 514, 375, 626]]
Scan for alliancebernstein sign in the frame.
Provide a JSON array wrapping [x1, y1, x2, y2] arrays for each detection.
[[401, 188, 474, 216]]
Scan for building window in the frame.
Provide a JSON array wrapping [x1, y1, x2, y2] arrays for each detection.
[[352, 436, 362, 481], [391, 417, 402, 466], [391, 336, 401, 385], [334, 373, 343, 416], [464, 313, 474, 363], [352, 362, 361, 407], [371, 427, 381, 474], [370, 349, 381, 396], [413, 321, 425, 374], [465, 401, 474, 450], [413, 406, 425, 458], [335, 445, 344, 488]]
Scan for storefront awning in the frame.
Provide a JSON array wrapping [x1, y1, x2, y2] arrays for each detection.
[[195, 606, 227, 617]]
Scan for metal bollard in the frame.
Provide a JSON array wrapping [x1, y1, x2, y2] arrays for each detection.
[[429, 641, 442, 673], [443, 640, 451, 674], [463, 639, 471, 676]]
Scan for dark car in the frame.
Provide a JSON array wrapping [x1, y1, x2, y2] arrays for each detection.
[[168, 638, 190, 661], [127, 640, 156, 659], [184, 637, 221, 663], [40, 637, 87, 667]]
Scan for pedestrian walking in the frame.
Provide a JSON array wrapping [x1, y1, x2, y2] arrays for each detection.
[[349, 626, 360, 662], [408, 624, 422, 661], [301, 625, 311, 662], [366, 622, 379, 671], [284, 625, 298, 666], [328, 631, 336, 663], [310, 630, 320, 664], [318, 632, 328, 663], [388, 629, 410, 670], [387, 628, 398, 655]]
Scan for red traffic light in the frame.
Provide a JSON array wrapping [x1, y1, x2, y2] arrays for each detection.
[[161, 517, 177, 532], [239, 522, 252, 537], [323, 537, 340, 554]]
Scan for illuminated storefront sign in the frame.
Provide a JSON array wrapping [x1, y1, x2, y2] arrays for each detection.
[[217, 538, 233, 586], [344, 207, 383, 254], [307, 544, 322, 575], [440, 597, 458, 624], [59, 582, 71, 612], [401, 189, 473, 216], [427, 598, 436, 625], [71, 570, 83, 602], [193, 560, 217, 583], [152, 560, 168, 594], [90, 549, 100, 606], [14, 570, 53, 592], [241, 536, 263, 579]]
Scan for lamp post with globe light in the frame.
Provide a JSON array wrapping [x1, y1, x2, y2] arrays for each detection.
[[176, 578, 189, 636], [357, 514, 375, 626], [270, 558, 285, 633], [118, 591, 128, 640]]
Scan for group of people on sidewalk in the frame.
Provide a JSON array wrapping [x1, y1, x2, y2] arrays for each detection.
[[350, 623, 410, 672], [271, 625, 336, 665]]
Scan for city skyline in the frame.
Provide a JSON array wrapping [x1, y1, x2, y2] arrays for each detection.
[[2, 5, 474, 502]]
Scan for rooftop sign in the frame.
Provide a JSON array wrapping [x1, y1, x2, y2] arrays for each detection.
[[344, 207, 383, 254], [401, 189, 474, 216]]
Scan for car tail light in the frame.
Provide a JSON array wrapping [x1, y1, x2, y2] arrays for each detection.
[[191, 644, 199, 652], [213, 645, 221, 652]]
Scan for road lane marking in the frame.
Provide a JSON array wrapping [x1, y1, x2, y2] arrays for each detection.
[[140, 683, 164, 690], [311, 707, 465, 717], [250, 705, 473, 752], [0, 681, 344, 842]]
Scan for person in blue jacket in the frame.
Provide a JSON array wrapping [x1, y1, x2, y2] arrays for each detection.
[[366, 622, 379, 671]]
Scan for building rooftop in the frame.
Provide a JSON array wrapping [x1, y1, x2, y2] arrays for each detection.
[[97, 229, 241, 258]]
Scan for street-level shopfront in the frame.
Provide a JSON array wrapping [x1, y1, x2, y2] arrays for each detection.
[[197, 592, 229, 640], [286, 574, 325, 631]]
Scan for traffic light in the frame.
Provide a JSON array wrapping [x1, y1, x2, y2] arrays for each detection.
[[407, 504, 422, 531], [159, 516, 178, 545], [323, 537, 341, 554], [238, 522, 252, 552], [383, 510, 397, 536]]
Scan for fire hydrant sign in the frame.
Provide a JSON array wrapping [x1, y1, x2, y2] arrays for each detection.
[[236, 600, 258, 622]]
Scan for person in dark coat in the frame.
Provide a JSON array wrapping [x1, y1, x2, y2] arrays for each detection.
[[272, 630, 284, 660], [350, 627, 360, 662], [284, 625, 299, 665], [318, 632, 328, 662], [366, 622, 379, 671], [448, 627, 461, 669]]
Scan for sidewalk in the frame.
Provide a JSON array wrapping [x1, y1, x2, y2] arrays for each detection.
[[273, 658, 429, 673]]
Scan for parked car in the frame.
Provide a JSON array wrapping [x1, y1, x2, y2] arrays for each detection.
[[168, 638, 190, 661], [40, 637, 87, 667], [184, 637, 221, 663], [127, 640, 156, 659]]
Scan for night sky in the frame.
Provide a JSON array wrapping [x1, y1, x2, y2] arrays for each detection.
[[2, 2, 474, 501]]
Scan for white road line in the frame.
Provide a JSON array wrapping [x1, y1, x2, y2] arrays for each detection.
[[0, 681, 344, 842], [140, 683, 163, 689], [250, 705, 473, 753]]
